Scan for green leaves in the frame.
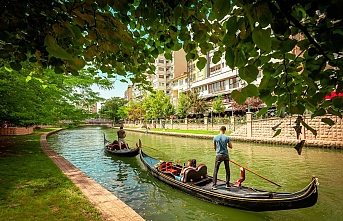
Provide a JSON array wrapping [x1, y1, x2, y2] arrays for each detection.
[[196, 57, 207, 70], [321, 118, 335, 126], [225, 47, 234, 69], [231, 90, 246, 104], [10, 61, 22, 71], [46, 44, 74, 60], [212, 0, 231, 21], [254, 2, 272, 28], [242, 84, 259, 97], [239, 65, 259, 84], [333, 97, 343, 108], [273, 129, 281, 137], [252, 28, 271, 52], [290, 104, 305, 115]]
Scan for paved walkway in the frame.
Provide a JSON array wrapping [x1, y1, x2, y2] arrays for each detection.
[[40, 130, 144, 221], [125, 128, 343, 148]]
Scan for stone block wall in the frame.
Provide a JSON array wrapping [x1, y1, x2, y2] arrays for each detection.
[[231, 115, 343, 142], [0, 126, 34, 135], [303, 116, 343, 141]]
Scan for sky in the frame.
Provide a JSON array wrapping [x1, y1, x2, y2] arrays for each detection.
[[91, 79, 128, 99]]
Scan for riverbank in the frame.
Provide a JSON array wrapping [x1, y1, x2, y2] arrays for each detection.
[[124, 127, 343, 148], [0, 128, 144, 221], [0, 128, 102, 221], [41, 129, 144, 221]]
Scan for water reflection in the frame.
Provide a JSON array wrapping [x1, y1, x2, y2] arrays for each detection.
[[48, 127, 343, 221]]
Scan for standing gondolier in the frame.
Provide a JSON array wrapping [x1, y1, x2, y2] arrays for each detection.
[[212, 126, 233, 190], [117, 126, 128, 150]]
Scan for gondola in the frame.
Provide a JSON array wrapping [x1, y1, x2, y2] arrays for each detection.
[[104, 134, 141, 157], [139, 149, 319, 211]]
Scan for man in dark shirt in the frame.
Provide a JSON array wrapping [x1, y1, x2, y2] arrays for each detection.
[[212, 126, 233, 190], [117, 126, 128, 150]]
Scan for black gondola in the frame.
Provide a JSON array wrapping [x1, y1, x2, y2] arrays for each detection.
[[139, 149, 319, 211], [104, 134, 141, 157]]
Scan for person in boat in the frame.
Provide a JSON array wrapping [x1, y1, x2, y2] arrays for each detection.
[[117, 126, 128, 150], [107, 140, 119, 150], [212, 126, 233, 190], [174, 159, 196, 182]]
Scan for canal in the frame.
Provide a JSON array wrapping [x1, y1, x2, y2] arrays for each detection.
[[47, 127, 343, 221]]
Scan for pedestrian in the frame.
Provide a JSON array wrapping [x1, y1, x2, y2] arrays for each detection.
[[212, 126, 233, 190], [162, 122, 165, 131]]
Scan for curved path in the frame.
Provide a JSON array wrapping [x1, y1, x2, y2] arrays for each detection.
[[40, 129, 144, 221]]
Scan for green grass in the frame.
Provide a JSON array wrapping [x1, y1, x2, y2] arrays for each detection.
[[0, 128, 102, 221]]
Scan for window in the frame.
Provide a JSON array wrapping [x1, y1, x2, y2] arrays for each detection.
[[158, 67, 164, 71], [229, 77, 239, 89], [159, 75, 164, 79], [159, 59, 164, 63], [179, 79, 183, 85], [210, 64, 221, 75], [208, 80, 226, 93]]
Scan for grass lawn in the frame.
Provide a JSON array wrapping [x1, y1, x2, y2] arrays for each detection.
[[0, 128, 102, 221]]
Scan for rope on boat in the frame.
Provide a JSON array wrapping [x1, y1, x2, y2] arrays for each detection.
[[315, 178, 319, 186]]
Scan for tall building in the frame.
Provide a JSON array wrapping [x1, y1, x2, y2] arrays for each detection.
[[149, 49, 187, 95], [124, 85, 133, 102]]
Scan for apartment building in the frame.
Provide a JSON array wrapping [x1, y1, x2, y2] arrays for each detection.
[[170, 72, 189, 107], [190, 50, 263, 111], [134, 48, 263, 112], [124, 85, 133, 101]]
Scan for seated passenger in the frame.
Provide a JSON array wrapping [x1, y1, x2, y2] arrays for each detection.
[[175, 159, 196, 182], [107, 140, 119, 150]]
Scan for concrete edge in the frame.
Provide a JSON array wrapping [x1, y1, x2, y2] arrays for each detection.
[[40, 128, 144, 221]]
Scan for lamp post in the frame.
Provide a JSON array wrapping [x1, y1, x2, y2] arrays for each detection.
[[211, 110, 213, 131]]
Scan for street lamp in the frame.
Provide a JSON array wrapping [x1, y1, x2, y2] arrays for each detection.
[[211, 109, 213, 130]]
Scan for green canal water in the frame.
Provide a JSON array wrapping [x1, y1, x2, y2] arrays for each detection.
[[47, 127, 343, 221]]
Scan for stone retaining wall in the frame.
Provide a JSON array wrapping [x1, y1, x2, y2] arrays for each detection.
[[0, 126, 34, 135], [231, 115, 343, 142]]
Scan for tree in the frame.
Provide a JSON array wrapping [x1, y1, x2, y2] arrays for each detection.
[[177, 90, 209, 118], [186, 91, 209, 117], [0, 65, 101, 126], [176, 92, 189, 118], [212, 95, 226, 115], [1, 0, 343, 126], [142, 90, 174, 119], [126, 100, 145, 120], [117, 106, 129, 120], [231, 97, 265, 112], [99, 97, 127, 122]]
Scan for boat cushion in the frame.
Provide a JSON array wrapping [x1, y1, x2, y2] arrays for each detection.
[[159, 162, 178, 175], [183, 164, 208, 182]]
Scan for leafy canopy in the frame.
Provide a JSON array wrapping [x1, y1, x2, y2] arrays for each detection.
[[1, 0, 343, 120], [0, 65, 102, 126]]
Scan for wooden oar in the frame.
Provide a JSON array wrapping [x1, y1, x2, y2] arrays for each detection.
[[229, 159, 282, 187]]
